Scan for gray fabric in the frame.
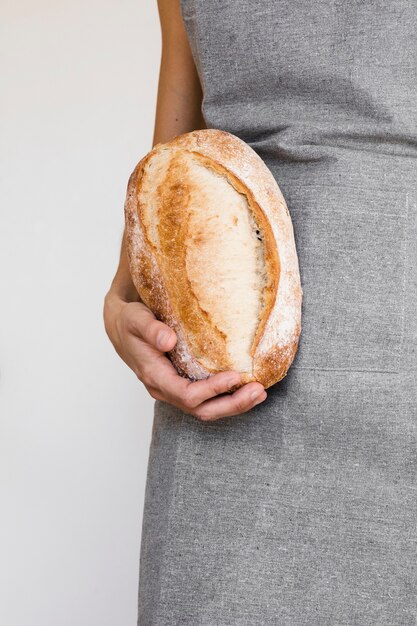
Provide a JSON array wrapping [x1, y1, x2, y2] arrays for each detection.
[[137, 1, 417, 624]]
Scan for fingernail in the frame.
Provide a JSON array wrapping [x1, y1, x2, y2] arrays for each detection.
[[253, 393, 267, 406], [250, 389, 266, 402], [157, 330, 170, 350], [226, 375, 241, 387]]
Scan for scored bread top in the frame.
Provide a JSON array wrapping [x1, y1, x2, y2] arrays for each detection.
[[124, 128, 302, 388]]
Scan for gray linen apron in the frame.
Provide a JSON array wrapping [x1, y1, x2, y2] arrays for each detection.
[[137, 2, 417, 624]]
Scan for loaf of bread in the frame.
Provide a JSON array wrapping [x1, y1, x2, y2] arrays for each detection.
[[124, 129, 302, 389]]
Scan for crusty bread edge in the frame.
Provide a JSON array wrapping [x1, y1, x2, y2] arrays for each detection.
[[124, 154, 213, 382]]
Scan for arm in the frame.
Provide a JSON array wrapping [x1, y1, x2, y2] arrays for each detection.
[[103, 0, 267, 420]]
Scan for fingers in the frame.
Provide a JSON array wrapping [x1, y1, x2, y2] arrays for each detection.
[[190, 382, 267, 421], [137, 353, 267, 421], [159, 369, 244, 410], [123, 302, 177, 352]]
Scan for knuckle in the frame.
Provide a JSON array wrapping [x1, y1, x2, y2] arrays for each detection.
[[147, 387, 161, 401], [181, 387, 199, 410], [233, 398, 248, 415], [208, 378, 225, 396], [124, 304, 150, 335], [140, 363, 155, 385]]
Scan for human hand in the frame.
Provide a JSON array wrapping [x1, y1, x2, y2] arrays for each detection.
[[103, 295, 267, 421]]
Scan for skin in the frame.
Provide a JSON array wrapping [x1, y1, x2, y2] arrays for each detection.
[[103, 0, 267, 421]]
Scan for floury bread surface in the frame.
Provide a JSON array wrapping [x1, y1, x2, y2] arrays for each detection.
[[124, 129, 302, 389]]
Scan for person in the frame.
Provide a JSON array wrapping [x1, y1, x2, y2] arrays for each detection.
[[104, 0, 417, 623], [102, 4, 266, 423]]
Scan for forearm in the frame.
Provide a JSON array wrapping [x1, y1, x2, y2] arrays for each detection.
[[152, 0, 207, 145]]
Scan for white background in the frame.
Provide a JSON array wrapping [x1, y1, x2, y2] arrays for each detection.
[[0, 1, 161, 624]]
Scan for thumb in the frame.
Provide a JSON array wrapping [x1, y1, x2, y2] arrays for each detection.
[[153, 323, 177, 352], [137, 311, 177, 352], [124, 303, 177, 352]]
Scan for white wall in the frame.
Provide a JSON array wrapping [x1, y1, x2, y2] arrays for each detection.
[[0, 2, 161, 624]]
